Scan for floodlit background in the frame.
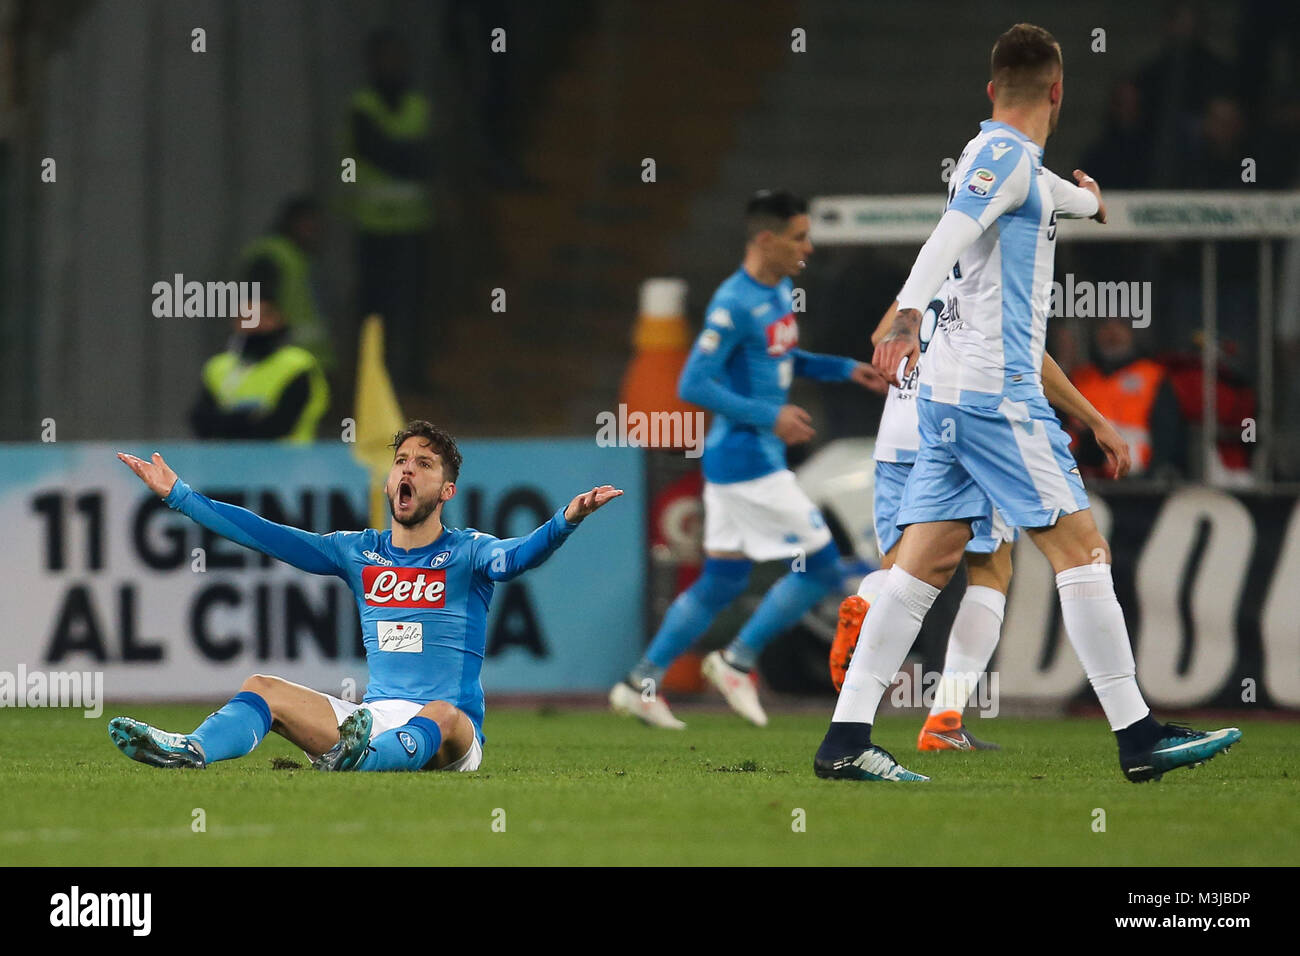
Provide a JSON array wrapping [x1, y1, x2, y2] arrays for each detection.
[[1, 0, 1298, 712]]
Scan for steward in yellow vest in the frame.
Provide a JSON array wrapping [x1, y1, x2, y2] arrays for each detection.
[[343, 31, 433, 236], [239, 196, 333, 370], [343, 29, 435, 389], [192, 271, 329, 444]]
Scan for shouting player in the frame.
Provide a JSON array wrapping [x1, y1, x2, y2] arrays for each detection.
[[610, 189, 885, 729], [110, 421, 621, 772], [830, 295, 1133, 752], [815, 24, 1240, 782]]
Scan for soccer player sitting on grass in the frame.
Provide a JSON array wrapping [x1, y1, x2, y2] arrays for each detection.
[[110, 421, 621, 772]]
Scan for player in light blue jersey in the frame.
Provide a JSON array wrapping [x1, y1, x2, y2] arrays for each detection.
[[817, 24, 1240, 783], [611, 190, 884, 729], [109, 421, 621, 772]]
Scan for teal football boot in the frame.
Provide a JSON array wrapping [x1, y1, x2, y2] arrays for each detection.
[[1121, 723, 1241, 782], [314, 708, 375, 772], [108, 716, 206, 769], [814, 744, 930, 782]]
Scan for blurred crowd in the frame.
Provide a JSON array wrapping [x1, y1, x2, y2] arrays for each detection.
[[191, 5, 541, 445], [1053, 0, 1297, 485]]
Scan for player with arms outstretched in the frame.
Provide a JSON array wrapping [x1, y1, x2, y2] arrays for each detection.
[[110, 421, 621, 772], [816, 23, 1240, 783]]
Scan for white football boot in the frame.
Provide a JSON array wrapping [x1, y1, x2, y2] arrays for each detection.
[[702, 651, 768, 727], [609, 681, 686, 730]]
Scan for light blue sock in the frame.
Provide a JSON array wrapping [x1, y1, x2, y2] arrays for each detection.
[[188, 691, 272, 763], [727, 543, 841, 669], [356, 716, 442, 772], [643, 558, 752, 670]]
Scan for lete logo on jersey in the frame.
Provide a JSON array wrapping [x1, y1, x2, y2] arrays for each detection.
[[766, 314, 798, 356], [363, 567, 447, 607]]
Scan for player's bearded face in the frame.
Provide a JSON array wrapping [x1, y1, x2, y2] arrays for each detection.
[[387, 444, 448, 527], [389, 480, 441, 527]]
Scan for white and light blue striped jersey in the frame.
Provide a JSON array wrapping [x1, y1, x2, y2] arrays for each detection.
[[919, 119, 1059, 408], [876, 165, 1095, 460]]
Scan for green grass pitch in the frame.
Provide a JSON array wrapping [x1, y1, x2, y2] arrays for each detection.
[[1, 705, 1295, 866]]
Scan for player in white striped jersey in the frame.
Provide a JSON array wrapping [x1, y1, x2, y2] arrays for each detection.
[[817, 22, 1241, 783], [830, 292, 1133, 752]]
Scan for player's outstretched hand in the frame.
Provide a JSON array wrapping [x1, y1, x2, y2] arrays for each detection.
[[850, 362, 890, 395], [1091, 419, 1132, 479], [565, 485, 623, 522], [774, 404, 815, 445], [874, 308, 922, 387], [1073, 169, 1106, 224], [117, 451, 179, 499]]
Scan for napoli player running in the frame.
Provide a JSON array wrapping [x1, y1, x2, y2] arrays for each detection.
[[610, 190, 884, 729], [816, 24, 1241, 782], [829, 296, 1133, 752], [109, 421, 621, 772]]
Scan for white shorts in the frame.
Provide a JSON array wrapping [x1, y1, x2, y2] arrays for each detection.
[[320, 695, 484, 772], [703, 469, 834, 562]]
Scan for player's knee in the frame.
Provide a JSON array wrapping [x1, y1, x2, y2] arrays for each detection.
[[930, 539, 966, 579], [691, 557, 752, 609], [801, 541, 842, 589], [240, 674, 281, 699], [417, 700, 464, 737]]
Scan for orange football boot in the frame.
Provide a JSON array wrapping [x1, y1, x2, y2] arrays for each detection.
[[917, 709, 1000, 751], [829, 595, 869, 692]]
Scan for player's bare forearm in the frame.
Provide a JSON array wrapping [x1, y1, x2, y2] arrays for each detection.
[[886, 307, 921, 341], [873, 307, 921, 386], [871, 300, 899, 348], [1042, 352, 1102, 429], [564, 485, 623, 523], [1043, 352, 1131, 478]]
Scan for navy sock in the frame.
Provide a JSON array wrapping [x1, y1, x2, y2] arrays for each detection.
[[356, 716, 442, 772], [188, 691, 272, 763], [1115, 711, 1161, 755], [819, 721, 872, 758]]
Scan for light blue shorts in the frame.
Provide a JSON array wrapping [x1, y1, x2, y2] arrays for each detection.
[[875, 459, 1015, 556], [897, 393, 1090, 534]]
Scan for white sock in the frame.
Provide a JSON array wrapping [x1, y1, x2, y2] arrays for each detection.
[[833, 566, 940, 724], [856, 568, 892, 603], [1056, 563, 1149, 730], [930, 585, 1005, 715]]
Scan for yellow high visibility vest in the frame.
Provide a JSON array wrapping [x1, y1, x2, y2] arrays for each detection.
[[344, 88, 433, 233], [238, 234, 333, 370], [202, 344, 330, 443]]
